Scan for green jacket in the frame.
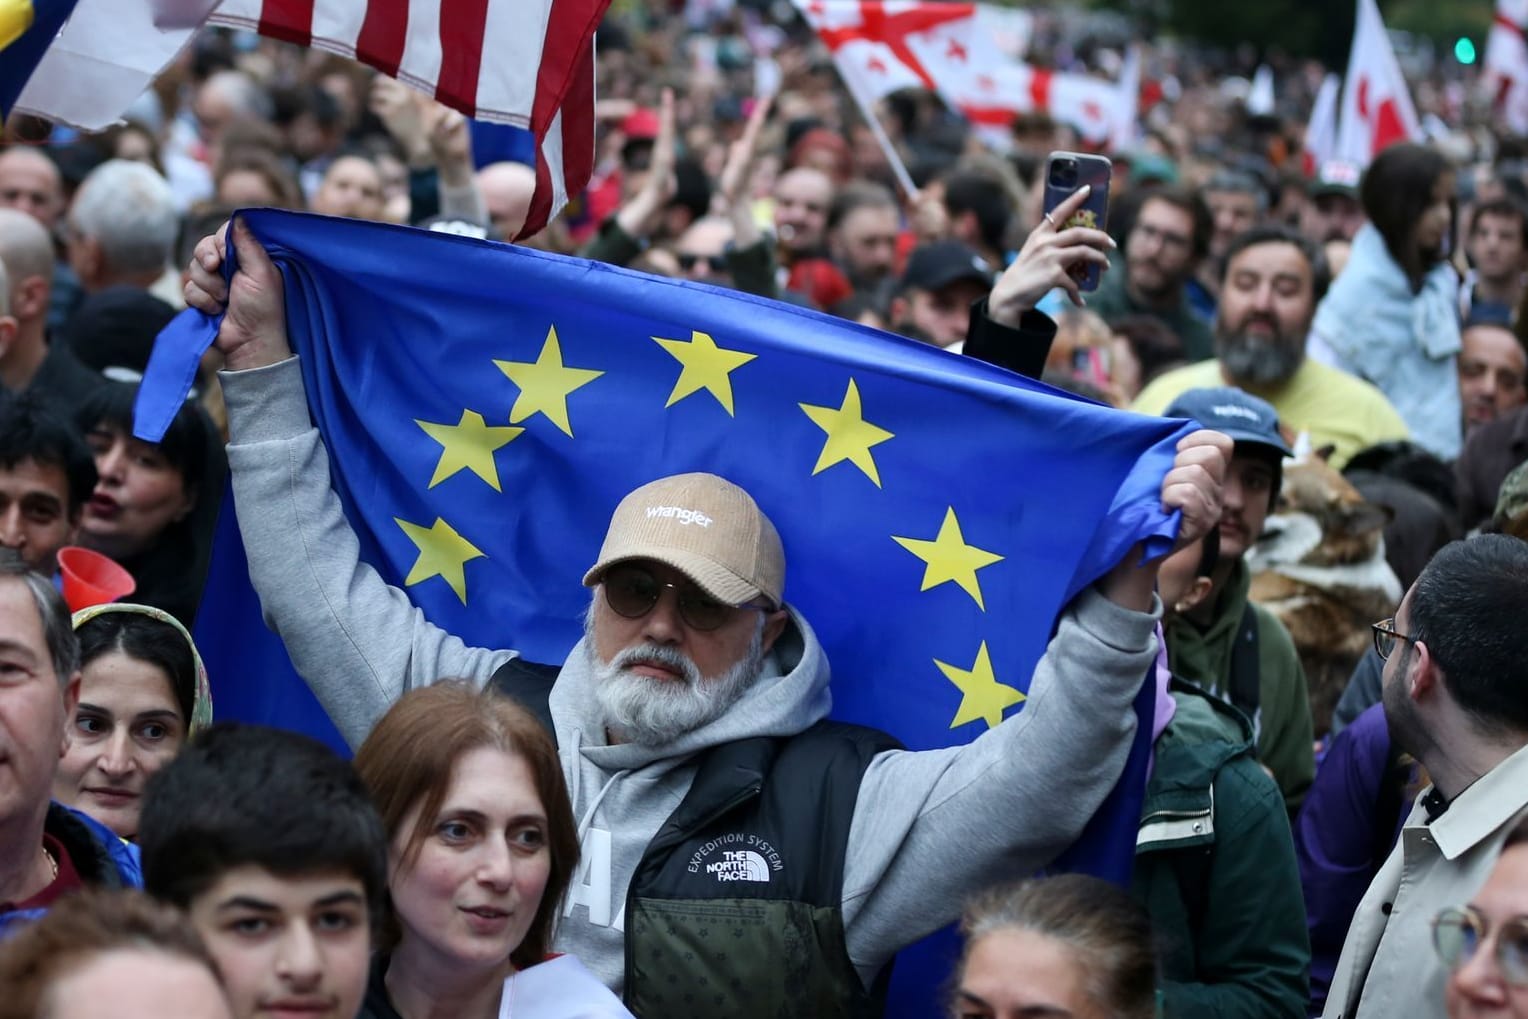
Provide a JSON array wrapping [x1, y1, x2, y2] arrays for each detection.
[[1132, 682, 1310, 1019], [1087, 263, 1215, 362], [1167, 559, 1315, 814]]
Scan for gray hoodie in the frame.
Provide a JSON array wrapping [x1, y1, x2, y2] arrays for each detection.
[[223, 356, 1161, 995]]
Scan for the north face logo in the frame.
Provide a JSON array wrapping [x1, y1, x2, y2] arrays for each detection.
[[704, 850, 771, 883]]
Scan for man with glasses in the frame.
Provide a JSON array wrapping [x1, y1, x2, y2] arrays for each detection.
[[188, 218, 1230, 1016], [1323, 534, 1528, 1019], [1089, 187, 1217, 362]]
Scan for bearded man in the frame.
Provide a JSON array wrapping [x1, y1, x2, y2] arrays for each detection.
[[1134, 226, 1410, 470], [184, 219, 1228, 1019]]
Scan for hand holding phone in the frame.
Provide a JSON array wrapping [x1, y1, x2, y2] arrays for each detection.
[[987, 175, 1117, 324], [1042, 152, 1113, 292]]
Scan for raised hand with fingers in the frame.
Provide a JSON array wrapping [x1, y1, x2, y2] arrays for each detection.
[[183, 218, 293, 373], [988, 186, 1116, 326]]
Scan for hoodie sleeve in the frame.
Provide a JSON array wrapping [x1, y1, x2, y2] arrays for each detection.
[[222, 357, 515, 748], [839, 586, 1160, 982]]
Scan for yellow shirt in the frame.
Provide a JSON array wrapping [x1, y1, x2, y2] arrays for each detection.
[[1133, 359, 1410, 469]]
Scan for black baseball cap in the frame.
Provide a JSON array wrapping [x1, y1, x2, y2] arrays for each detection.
[[898, 241, 994, 293]]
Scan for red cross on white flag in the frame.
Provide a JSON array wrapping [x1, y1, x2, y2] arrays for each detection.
[[1334, 0, 1422, 166], [1486, 0, 1528, 134]]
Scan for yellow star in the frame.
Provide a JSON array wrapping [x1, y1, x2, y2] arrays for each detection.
[[892, 507, 1005, 610], [1, 1, 34, 52], [415, 410, 523, 491], [652, 330, 757, 415], [799, 379, 895, 487], [936, 641, 1025, 730], [394, 516, 486, 605], [494, 325, 604, 436]]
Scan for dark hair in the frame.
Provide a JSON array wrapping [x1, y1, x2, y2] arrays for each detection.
[[1470, 195, 1528, 237], [1506, 815, 1528, 850], [1360, 143, 1453, 284], [1140, 186, 1214, 261], [954, 874, 1157, 1019], [0, 392, 97, 517], [1219, 224, 1330, 301], [828, 180, 899, 232], [1109, 314, 1185, 387], [139, 723, 389, 920], [942, 170, 1011, 256], [0, 556, 79, 684], [76, 611, 197, 725], [74, 382, 211, 498], [1205, 169, 1268, 211], [215, 148, 302, 208], [0, 889, 221, 1019], [1407, 535, 1528, 734], [353, 681, 579, 970], [671, 156, 713, 225]]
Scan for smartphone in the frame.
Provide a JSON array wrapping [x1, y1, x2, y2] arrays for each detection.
[[1042, 152, 1113, 292]]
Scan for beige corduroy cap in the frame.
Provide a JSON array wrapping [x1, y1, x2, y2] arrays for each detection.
[[582, 473, 785, 608]]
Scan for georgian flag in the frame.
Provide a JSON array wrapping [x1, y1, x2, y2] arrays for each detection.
[[1486, 0, 1528, 135], [1333, 0, 1422, 166]]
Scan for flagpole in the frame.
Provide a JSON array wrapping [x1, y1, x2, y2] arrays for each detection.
[[844, 86, 920, 201]]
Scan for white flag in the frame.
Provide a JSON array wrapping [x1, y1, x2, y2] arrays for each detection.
[[1486, 0, 1528, 135], [1334, 0, 1421, 166], [1304, 73, 1341, 176], [1247, 64, 1275, 116]]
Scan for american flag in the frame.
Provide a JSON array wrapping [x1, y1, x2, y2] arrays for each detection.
[[13, 0, 606, 236]]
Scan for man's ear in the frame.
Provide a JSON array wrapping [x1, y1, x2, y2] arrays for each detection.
[[760, 607, 790, 655], [888, 295, 908, 326], [0, 314, 17, 359], [1407, 639, 1439, 703], [1175, 575, 1215, 616], [13, 274, 48, 320], [59, 671, 81, 757]]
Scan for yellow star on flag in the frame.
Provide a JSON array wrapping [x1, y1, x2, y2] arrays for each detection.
[[394, 516, 485, 605], [1, 1, 34, 52], [494, 326, 604, 436], [799, 379, 895, 487], [936, 641, 1025, 730], [415, 410, 523, 491], [892, 507, 1005, 610], [652, 330, 756, 415]]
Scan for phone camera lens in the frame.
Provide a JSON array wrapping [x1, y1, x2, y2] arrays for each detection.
[[1052, 159, 1079, 187]]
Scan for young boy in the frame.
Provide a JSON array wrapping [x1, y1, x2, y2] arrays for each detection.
[[137, 723, 387, 1019]]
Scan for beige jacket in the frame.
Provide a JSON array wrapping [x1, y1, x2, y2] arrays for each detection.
[[1322, 741, 1528, 1018]]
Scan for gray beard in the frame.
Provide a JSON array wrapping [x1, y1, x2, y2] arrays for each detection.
[[1217, 328, 1304, 388], [584, 608, 767, 747]]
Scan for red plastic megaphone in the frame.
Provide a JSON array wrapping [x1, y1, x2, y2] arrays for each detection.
[[57, 547, 136, 612]]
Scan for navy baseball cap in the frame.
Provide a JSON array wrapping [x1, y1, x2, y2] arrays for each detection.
[[1164, 387, 1293, 459], [899, 241, 994, 293]]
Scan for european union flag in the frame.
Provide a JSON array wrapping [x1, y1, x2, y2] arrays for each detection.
[[141, 208, 1191, 1015], [0, 0, 79, 118]]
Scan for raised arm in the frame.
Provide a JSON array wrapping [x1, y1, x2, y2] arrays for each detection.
[[839, 429, 1229, 981], [187, 221, 513, 746]]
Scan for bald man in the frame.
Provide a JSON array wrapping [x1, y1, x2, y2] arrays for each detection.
[[0, 209, 100, 406], [477, 161, 536, 239]]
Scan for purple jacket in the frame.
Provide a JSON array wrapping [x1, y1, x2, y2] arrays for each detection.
[[1294, 704, 1412, 1016]]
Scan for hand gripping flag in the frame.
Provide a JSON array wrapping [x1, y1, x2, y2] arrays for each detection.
[[139, 209, 1192, 1015]]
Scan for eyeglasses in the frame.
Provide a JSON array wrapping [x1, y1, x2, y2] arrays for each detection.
[[1372, 617, 1415, 661], [677, 253, 729, 273], [1433, 906, 1528, 987], [601, 564, 744, 632]]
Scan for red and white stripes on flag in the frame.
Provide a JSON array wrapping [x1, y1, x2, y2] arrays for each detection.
[[1486, 0, 1528, 135], [208, 0, 606, 236]]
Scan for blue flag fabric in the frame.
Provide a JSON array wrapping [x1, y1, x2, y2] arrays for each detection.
[[147, 208, 1191, 1014], [0, 0, 81, 118]]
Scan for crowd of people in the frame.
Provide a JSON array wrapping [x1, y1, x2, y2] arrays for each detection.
[[1, 3, 1527, 1018]]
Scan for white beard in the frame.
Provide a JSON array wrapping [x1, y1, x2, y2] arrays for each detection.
[[585, 609, 766, 747]]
